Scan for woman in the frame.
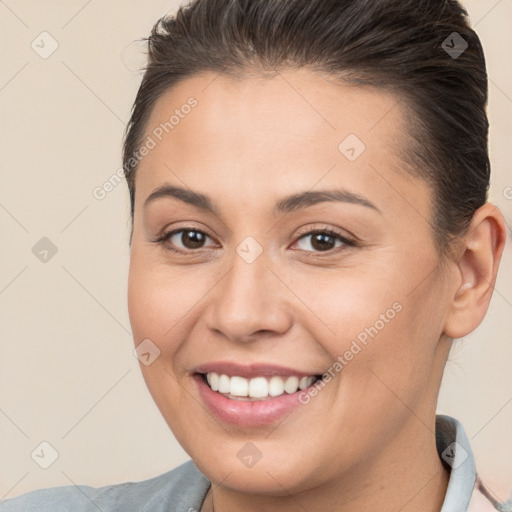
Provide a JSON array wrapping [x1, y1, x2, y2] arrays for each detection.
[[3, 0, 510, 510]]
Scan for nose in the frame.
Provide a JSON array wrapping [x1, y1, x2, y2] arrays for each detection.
[[204, 247, 293, 343]]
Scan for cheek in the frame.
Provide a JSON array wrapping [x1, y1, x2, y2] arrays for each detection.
[[127, 255, 223, 391], [337, 285, 446, 423], [305, 259, 443, 400], [127, 259, 199, 437], [128, 258, 200, 342], [294, 266, 404, 353]]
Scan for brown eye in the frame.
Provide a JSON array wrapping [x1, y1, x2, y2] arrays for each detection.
[[308, 232, 337, 251], [177, 230, 207, 249], [293, 229, 356, 254], [157, 228, 216, 253]]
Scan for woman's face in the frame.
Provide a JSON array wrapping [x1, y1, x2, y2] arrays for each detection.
[[127, 69, 455, 494]]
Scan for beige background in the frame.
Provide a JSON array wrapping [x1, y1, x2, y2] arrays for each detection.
[[1, 0, 511, 503]]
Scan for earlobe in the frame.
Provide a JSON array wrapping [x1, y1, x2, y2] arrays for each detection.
[[443, 203, 507, 339]]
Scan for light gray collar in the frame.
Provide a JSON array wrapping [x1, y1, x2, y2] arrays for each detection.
[[437, 414, 477, 511]]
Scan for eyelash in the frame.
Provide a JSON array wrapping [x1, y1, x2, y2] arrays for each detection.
[[152, 226, 358, 257]]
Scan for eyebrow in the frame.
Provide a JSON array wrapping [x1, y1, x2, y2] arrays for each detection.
[[143, 184, 381, 215]]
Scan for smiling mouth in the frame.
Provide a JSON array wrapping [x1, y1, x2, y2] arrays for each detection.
[[199, 372, 322, 401]]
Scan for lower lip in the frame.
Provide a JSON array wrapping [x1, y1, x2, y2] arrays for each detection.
[[194, 374, 314, 428]]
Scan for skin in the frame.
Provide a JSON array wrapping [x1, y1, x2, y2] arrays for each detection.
[[126, 69, 507, 512]]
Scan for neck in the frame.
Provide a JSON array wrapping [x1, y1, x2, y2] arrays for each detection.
[[201, 417, 450, 512]]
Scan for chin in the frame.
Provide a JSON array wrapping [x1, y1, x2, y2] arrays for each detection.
[[193, 450, 321, 496]]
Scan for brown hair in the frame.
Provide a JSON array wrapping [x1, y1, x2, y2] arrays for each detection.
[[123, 0, 489, 253]]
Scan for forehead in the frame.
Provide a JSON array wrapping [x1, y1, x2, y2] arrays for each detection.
[[135, 69, 426, 217], [143, 68, 404, 155]]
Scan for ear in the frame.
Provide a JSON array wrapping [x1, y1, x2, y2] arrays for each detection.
[[443, 203, 508, 339]]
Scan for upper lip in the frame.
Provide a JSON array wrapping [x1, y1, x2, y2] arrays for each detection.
[[191, 362, 321, 379]]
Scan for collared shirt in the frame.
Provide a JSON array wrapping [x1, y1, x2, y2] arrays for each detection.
[[1, 415, 509, 511]]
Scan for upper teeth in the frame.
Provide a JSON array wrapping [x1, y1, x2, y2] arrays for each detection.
[[205, 373, 316, 399]]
